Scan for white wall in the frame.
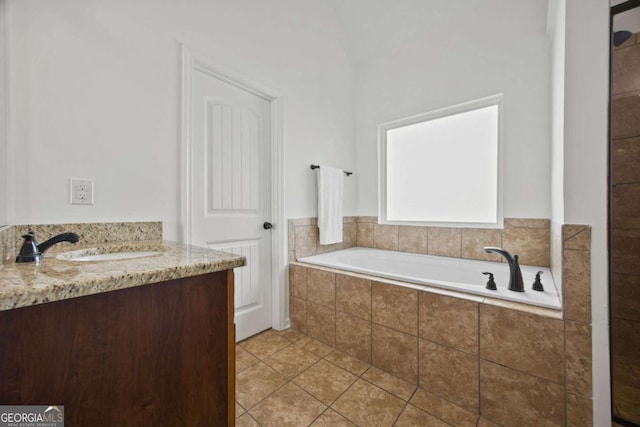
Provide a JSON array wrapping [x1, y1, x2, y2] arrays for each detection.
[[354, 1, 551, 219], [6, 0, 357, 239], [564, 0, 610, 424], [0, 0, 7, 227]]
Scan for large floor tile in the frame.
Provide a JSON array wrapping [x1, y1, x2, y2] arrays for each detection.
[[394, 404, 450, 427], [310, 409, 356, 426], [236, 361, 288, 409], [264, 344, 320, 379], [249, 382, 326, 427], [362, 367, 416, 401], [294, 359, 358, 405], [332, 379, 406, 426], [240, 330, 292, 359]]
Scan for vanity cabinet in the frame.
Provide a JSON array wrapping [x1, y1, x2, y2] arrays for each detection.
[[0, 271, 235, 426]]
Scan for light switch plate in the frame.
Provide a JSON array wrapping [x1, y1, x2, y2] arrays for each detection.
[[70, 179, 94, 205]]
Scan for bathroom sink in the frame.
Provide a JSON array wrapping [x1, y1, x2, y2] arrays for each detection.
[[56, 249, 162, 262]]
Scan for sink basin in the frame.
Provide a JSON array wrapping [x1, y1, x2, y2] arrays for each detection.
[[56, 249, 162, 262]]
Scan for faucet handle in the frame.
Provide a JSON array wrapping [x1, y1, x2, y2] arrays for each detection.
[[532, 271, 544, 292], [16, 231, 42, 263], [482, 272, 497, 290]]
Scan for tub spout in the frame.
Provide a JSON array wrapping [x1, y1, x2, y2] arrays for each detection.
[[483, 247, 524, 292]]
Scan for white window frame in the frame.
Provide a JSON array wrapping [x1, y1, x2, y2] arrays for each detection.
[[378, 94, 504, 228]]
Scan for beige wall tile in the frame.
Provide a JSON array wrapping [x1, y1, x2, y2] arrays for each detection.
[[504, 218, 550, 229], [563, 225, 591, 251], [461, 228, 503, 262], [372, 282, 418, 336], [502, 226, 550, 267], [479, 305, 564, 384], [612, 229, 640, 275], [427, 227, 461, 257], [289, 265, 307, 300], [336, 274, 371, 320], [290, 296, 307, 333], [480, 360, 565, 426], [307, 269, 336, 308], [356, 222, 374, 248], [566, 393, 593, 427], [308, 302, 336, 347], [288, 250, 296, 262], [613, 184, 640, 229], [418, 340, 479, 412], [316, 241, 345, 254], [564, 249, 592, 323], [410, 388, 478, 427], [288, 220, 295, 249], [612, 317, 640, 360], [566, 321, 592, 396], [336, 312, 372, 363], [356, 216, 378, 223], [398, 226, 428, 254], [612, 137, 640, 185], [418, 292, 478, 354], [613, 43, 640, 95], [374, 224, 399, 250], [612, 95, 640, 139], [290, 218, 316, 226], [343, 222, 357, 248], [295, 225, 318, 259], [612, 273, 640, 322], [372, 324, 418, 384]]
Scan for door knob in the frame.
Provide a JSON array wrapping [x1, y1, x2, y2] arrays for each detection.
[[263, 222, 273, 230]]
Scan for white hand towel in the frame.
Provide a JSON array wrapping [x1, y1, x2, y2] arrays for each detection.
[[317, 165, 344, 245]]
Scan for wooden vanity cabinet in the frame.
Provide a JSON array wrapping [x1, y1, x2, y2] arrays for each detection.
[[0, 271, 235, 426]]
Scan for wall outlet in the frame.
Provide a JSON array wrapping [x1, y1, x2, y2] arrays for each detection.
[[70, 179, 94, 205]]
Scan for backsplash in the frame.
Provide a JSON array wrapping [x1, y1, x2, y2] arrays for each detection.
[[0, 226, 15, 269], [13, 221, 163, 253], [289, 217, 551, 267]]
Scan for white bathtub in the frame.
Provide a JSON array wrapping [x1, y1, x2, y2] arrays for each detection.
[[298, 247, 561, 310]]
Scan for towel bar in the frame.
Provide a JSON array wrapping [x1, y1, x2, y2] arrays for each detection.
[[310, 164, 353, 176]]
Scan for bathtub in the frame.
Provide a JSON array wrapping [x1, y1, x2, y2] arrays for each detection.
[[298, 247, 561, 310]]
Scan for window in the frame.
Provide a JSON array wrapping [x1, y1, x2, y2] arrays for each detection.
[[378, 94, 502, 227]]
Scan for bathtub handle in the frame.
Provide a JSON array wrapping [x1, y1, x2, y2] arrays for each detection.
[[482, 272, 497, 290]]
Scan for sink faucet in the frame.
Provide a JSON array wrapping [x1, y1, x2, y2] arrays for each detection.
[[483, 247, 524, 292], [16, 231, 81, 263]]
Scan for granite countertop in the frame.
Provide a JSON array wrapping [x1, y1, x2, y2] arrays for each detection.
[[0, 240, 246, 312]]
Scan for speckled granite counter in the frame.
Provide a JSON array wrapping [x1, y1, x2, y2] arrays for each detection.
[[0, 239, 246, 312]]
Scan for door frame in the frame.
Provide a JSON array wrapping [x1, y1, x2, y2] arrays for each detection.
[[180, 44, 286, 331]]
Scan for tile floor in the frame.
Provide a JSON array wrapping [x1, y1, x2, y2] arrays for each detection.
[[612, 355, 640, 425], [235, 329, 492, 427]]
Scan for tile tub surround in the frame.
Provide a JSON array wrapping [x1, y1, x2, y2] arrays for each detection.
[[289, 216, 551, 267], [289, 224, 593, 426], [0, 236, 245, 311]]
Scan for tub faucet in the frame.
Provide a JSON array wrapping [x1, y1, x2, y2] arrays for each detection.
[[483, 247, 524, 292], [16, 231, 81, 263]]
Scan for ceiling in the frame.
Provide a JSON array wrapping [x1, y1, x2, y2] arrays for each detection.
[[327, 0, 550, 63]]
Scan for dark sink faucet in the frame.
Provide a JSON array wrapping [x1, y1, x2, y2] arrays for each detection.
[[483, 246, 524, 292], [16, 231, 81, 263]]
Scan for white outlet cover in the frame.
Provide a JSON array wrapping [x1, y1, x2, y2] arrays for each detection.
[[70, 178, 94, 205]]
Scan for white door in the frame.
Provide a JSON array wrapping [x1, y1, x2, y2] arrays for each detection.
[[191, 67, 272, 341]]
